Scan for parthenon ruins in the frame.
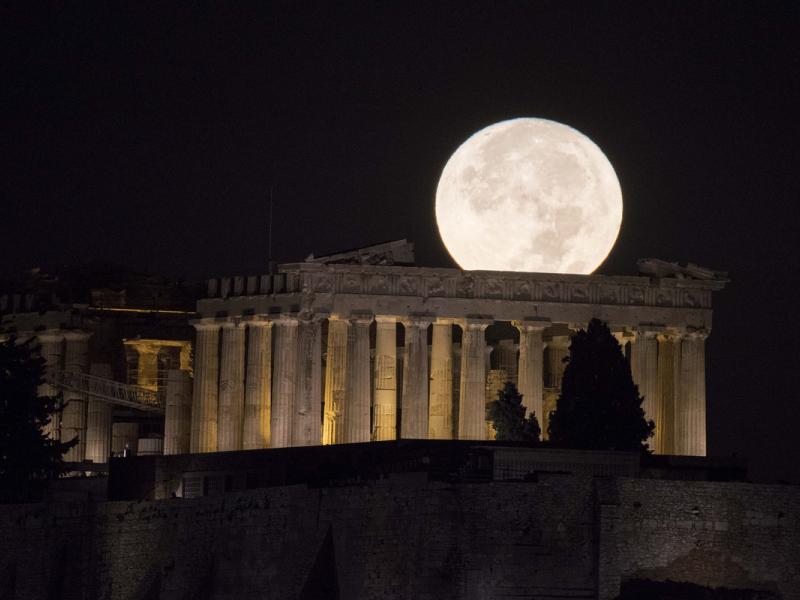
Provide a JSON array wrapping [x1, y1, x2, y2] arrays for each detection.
[[189, 243, 727, 457], [0, 242, 728, 462]]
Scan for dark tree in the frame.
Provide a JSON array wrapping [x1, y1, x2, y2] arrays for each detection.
[[548, 319, 654, 452], [487, 381, 541, 442], [0, 337, 75, 503]]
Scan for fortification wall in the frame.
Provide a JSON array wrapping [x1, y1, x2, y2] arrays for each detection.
[[1, 475, 798, 600], [1, 474, 596, 600], [598, 478, 800, 600]]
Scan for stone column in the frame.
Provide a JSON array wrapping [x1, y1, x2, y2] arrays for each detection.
[[492, 339, 519, 384], [373, 316, 398, 441], [344, 315, 373, 443], [457, 319, 490, 440], [428, 320, 454, 439], [243, 320, 272, 449], [36, 330, 64, 440], [271, 315, 298, 448], [62, 331, 91, 462], [190, 322, 220, 454], [513, 320, 548, 424], [217, 321, 246, 452], [656, 331, 681, 455], [323, 317, 349, 445], [631, 328, 660, 451], [164, 369, 192, 455], [293, 314, 324, 446], [85, 363, 113, 464], [676, 329, 708, 457], [400, 317, 431, 439], [542, 334, 570, 439]]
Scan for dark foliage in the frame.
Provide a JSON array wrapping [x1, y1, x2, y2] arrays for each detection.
[[0, 337, 75, 503], [548, 319, 654, 451], [487, 381, 541, 442]]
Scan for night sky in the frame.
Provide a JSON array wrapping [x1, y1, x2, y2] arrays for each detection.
[[3, 2, 799, 483]]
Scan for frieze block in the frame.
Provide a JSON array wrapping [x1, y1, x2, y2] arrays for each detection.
[[513, 280, 532, 300], [485, 278, 504, 299], [569, 283, 590, 302], [368, 274, 391, 294], [312, 274, 333, 293], [656, 289, 674, 307], [455, 276, 474, 298], [341, 274, 362, 294], [542, 283, 562, 302], [627, 287, 645, 305], [426, 276, 448, 298], [397, 276, 419, 296]]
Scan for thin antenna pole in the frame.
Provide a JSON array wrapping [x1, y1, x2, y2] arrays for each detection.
[[268, 186, 274, 264]]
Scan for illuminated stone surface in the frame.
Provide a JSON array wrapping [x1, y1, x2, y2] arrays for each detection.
[[401, 317, 431, 439], [243, 320, 272, 449]]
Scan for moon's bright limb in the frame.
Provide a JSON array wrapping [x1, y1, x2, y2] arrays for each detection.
[[435, 118, 623, 274]]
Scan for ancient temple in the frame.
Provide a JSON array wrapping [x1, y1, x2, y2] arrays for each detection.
[[0, 243, 727, 463], [189, 242, 727, 457]]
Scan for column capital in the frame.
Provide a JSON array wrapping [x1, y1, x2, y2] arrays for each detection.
[[243, 317, 273, 329], [62, 329, 92, 342], [635, 324, 664, 339], [275, 313, 300, 326], [298, 310, 329, 324], [348, 312, 374, 327], [220, 318, 246, 329], [455, 317, 492, 331], [192, 319, 222, 332], [374, 315, 398, 325], [656, 328, 684, 342], [512, 318, 550, 333], [400, 315, 433, 329], [683, 327, 709, 341], [37, 329, 64, 343]]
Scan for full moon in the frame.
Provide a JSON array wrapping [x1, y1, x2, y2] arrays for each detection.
[[435, 118, 623, 274]]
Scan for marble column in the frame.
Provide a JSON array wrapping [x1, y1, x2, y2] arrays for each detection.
[[656, 331, 681, 455], [457, 319, 490, 440], [373, 316, 398, 441], [631, 328, 660, 451], [542, 334, 570, 439], [513, 320, 548, 424], [344, 315, 373, 443], [676, 329, 708, 457], [164, 369, 192, 455], [85, 363, 113, 464], [217, 321, 246, 451], [401, 317, 432, 439], [36, 330, 64, 440], [190, 322, 220, 454], [243, 320, 272, 449], [492, 339, 519, 384], [62, 331, 91, 462], [293, 314, 324, 446], [271, 315, 298, 448], [323, 317, 349, 445], [428, 320, 454, 439]]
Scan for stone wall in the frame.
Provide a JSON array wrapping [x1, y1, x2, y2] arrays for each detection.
[[0, 475, 798, 600], [598, 478, 800, 600]]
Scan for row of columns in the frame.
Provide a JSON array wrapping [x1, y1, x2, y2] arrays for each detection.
[[33, 330, 117, 464], [190, 315, 555, 453]]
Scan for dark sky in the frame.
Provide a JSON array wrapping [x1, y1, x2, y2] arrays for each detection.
[[2, 2, 799, 482]]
